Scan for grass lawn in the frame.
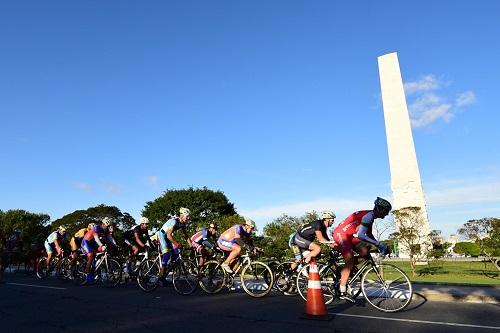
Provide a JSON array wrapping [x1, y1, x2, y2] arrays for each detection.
[[387, 260, 500, 285]]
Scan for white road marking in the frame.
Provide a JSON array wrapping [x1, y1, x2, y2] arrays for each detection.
[[329, 312, 500, 330], [7, 283, 67, 290]]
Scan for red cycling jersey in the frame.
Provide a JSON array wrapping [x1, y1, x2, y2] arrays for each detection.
[[332, 210, 375, 255]]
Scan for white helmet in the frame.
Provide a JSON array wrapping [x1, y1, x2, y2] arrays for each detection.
[[139, 217, 150, 225], [244, 217, 256, 229], [102, 217, 112, 226], [88, 223, 96, 229], [179, 207, 190, 216]]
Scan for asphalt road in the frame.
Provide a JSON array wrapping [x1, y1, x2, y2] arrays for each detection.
[[1, 273, 499, 333]]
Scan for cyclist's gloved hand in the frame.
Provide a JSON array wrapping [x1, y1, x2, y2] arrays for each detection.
[[377, 243, 389, 255], [100, 245, 107, 252]]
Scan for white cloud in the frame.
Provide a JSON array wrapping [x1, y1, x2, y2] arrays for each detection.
[[409, 93, 453, 128], [72, 182, 92, 191], [426, 181, 500, 207], [104, 183, 123, 195], [240, 197, 375, 221], [403, 75, 475, 129], [146, 176, 160, 186], [404, 75, 442, 95], [455, 91, 476, 107]]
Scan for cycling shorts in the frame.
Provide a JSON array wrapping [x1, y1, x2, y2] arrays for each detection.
[[292, 233, 312, 251], [217, 239, 235, 251], [44, 241, 56, 254], [81, 239, 98, 256]]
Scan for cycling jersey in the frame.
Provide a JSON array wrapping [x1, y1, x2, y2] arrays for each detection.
[[217, 224, 252, 251], [124, 225, 150, 247], [190, 228, 216, 252], [70, 228, 88, 252], [157, 218, 186, 254], [332, 210, 377, 255], [297, 220, 329, 242], [44, 231, 65, 254], [82, 225, 116, 256]]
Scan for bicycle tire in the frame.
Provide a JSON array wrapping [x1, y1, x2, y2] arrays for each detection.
[[98, 258, 122, 288], [240, 261, 274, 298], [198, 260, 226, 294], [297, 263, 337, 304], [136, 259, 160, 292], [274, 261, 298, 295], [361, 263, 413, 313], [36, 257, 49, 279], [172, 259, 198, 295]]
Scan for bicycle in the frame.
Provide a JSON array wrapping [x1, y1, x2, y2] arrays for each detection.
[[198, 249, 274, 298], [296, 248, 413, 312], [74, 249, 122, 287], [136, 247, 198, 295], [36, 251, 67, 279]]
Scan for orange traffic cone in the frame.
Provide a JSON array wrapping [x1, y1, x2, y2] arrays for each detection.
[[302, 258, 331, 321]]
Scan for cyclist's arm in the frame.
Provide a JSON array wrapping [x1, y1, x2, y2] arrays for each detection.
[[316, 230, 336, 248], [201, 240, 214, 249], [134, 231, 145, 248], [166, 229, 177, 248], [53, 239, 62, 253], [183, 229, 192, 247], [93, 233, 104, 247], [107, 234, 117, 247], [356, 224, 379, 246]]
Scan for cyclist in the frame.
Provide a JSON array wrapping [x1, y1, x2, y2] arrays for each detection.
[[44, 226, 67, 269], [157, 208, 192, 284], [190, 223, 218, 266], [217, 217, 256, 273], [332, 197, 391, 302], [290, 211, 337, 265], [123, 217, 152, 274], [81, 217, 117, 284], [68, 223, 95, 273]]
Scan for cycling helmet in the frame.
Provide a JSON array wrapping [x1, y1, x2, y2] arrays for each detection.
[[244, 217, 256, 229], [88, 223, 96, 229], [321, 211, 336, 219], [58, 225, 67, 232], [139, 217, 150, 225], [209, 223, 217, 229], [374, 197, 392, 211], [14, 229, 21, 233], [179, 207, 190, 216], [102, 217, 112, 226]]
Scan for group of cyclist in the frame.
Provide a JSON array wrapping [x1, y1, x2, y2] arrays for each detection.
[[37, 196, 393, 298]]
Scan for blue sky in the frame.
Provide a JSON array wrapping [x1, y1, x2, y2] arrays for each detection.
[[1, 1, 499, 238]]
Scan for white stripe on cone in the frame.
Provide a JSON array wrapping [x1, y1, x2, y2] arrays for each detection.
[[308, 280, 322, 289]]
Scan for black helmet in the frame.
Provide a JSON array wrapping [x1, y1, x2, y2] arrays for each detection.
[[374, 197, 392, 211]]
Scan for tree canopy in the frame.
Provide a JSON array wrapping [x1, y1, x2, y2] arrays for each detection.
[[142, 187, 236, 230]]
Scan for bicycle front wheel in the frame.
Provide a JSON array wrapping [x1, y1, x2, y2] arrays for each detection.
[[172, 260, 199, 295], [361, 263, 413, 312], [296, 264, 336, 304], [36, 257, 48, 279], [199, 260, 226, 294], [240, 261, 273, 297], [98, 259, 122, 288], [137, 259, 160, 292]]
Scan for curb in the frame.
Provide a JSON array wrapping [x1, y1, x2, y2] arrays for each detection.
[[413, 283, 500, 304]]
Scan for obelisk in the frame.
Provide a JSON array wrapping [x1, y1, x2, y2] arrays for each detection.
[[377, 52, 431, 256]]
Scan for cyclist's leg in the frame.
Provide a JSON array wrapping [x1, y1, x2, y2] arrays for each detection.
[[293, 234, 314, 264]]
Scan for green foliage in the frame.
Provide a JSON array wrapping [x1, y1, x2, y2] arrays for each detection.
[[453, 242, 481, 257], [0, 209, 50, 254], [258, 212, 320, 260], [458, 217, 500, 258], [142, 187, 236, 231], [51, 204, 135, 236]]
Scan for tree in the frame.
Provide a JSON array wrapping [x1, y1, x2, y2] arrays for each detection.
[[142, 187, 236, 231], [453, 242, 481, 257], [258, 211, 320, 260], [427, 230, 449, 259], [51, 204, 135, 235], [390, 206, 432, 275], [458, 217, 500, 269], [0, 209, 51, 257]]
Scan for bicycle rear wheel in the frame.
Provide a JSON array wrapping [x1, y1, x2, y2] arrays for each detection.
[[199, 260, 226, 294], [240, 261, 273, 297], [274, 261, 298, 295], [172, 259, 198, 295], [361, 263, 413, 312], [137, 259, 160, 292], [296, 264, 336, 304], [36, 257, 49, 279], [98, 259, 122, 288]]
